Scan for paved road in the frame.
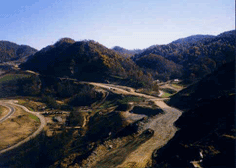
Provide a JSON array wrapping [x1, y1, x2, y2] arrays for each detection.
[[0, 100, 46, 155], [85, 82, 182, 168]]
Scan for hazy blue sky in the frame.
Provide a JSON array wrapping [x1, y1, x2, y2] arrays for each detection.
[[0, 0, 234, 50]]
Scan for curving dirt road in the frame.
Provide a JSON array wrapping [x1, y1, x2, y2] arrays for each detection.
[[86, 82, 182, 168], [88, 82, 169, 101], [0, 103, 15, 123], [0, 100, 46, 155]]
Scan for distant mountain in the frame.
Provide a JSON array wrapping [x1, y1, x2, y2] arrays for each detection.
[[20, 38, 153, 88], [133, 53, 182, 80], [0, 41, 37, 63], [171, 34, 215, 45], [153, 60, 235, 167], [112, 46, 144, 57], [133, 30, 235, 82]]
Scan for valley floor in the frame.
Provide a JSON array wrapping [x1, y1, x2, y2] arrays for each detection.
[[0, 81, 183, 168], [85, 82, 182, 168]]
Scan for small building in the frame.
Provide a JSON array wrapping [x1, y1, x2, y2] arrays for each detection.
[[174, 79, 179, 82], [53, 116, 63, 122]]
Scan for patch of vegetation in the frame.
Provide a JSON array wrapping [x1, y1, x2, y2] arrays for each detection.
[[0, 74, 30, 83], [161, 88, 176, 94], [117, 96, 145, 104], [0, 106, 4, 114], [115, 96, 145, 111], [161, 92, 171, 98], [28, 114, 39, 122], [96, 100, 116, 111], [136, 87, 160, 97], [171, 83, 182, 89]]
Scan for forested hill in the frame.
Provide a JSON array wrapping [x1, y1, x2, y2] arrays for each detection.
[[134, 53, 183, 80], [0, 41, 37, 63], [133, 30, 235, 82], [20, 38, 153, 88]]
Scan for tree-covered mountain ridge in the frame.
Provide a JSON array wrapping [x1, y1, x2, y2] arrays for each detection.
[[171, 34, 215, 45], [133, 30, 235, 82], [0, 41, 37, 63], [5, 29, 235, 83]]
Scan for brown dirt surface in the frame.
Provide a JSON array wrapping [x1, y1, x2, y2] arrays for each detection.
[[0, 105, 8, 119], [0, 106, 40, 150]]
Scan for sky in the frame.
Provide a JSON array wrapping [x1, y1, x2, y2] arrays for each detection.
[[0, 0, 234, 50]]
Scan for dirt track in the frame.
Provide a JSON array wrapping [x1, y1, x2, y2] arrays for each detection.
[[86, 82, 182, 168], [0, 103, 15, 123]]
